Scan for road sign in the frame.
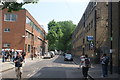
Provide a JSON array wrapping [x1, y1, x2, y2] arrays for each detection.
[[110, 49, 112, 53], [87, 36, 93, 41]]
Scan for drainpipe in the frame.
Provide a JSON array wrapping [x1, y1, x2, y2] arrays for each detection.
[[109, 2, 113, 74]]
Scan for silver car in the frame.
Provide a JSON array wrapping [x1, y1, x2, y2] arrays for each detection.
[[64, 54, 73, 61]]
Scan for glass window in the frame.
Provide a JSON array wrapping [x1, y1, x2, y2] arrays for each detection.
[[4, 28, 10, 32], [3, 43, 10, 47], [4, 14, 17, 21], [26, 16, 45, 37], [28, 45, 31, 52], [26, 17, 31, 24], [27, 32, 31, 39]]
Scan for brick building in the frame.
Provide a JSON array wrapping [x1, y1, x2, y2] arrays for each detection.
[[72, 2, 108, 60], [1, 9, 48, 58], [108, 2, 120, 74], [0, 10, 2, 53], [72, 1, 120, 74]]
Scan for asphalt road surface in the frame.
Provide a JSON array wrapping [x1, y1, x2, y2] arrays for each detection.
[[2, 55, 89, 80]]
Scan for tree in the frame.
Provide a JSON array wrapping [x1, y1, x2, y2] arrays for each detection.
[[47, 20, 76, 52], [58, 21, 76, 52], [0, 0, 39, 12], [46, 20, 63, 51]]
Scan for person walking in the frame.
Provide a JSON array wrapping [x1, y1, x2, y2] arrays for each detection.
[[14, 52, 24, 78], [21, 50, 26, 62], [100, 53, 109, 77], [78, 54, 85, 69], [80, 54, 91, 79], [1, 50, 5, 62]]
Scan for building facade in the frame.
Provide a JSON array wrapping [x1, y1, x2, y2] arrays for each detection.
[[0, 10, 2, 53], [72, 2, 108, 60], [72, 1, 120, 74], [1, 9, 48, 58], [108, 2, 120, 74]]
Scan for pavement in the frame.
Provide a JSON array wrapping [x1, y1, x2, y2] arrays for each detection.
[[73, 56, 120, 79], [0, 57, 43, 72]]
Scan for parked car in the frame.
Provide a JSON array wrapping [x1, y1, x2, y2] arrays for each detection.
[[49, 51, 55, 58], [43, 52, 51, 59], [64, 54, 73, 61]]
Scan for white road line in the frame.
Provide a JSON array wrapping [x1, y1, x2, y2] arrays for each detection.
[[27, 74, 31, 77], [33, 70, 36, 73]]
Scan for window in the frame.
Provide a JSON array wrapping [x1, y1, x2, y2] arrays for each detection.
[[3, 43, 10, 47], [26, 17, 31, 24], [27, 32, 31, 39], [34, 36, 37, 41], [28, 45, 31, 52], [26, 16, 45, 37], [4, 14, 17, 21], [4, 28, 10, 32]]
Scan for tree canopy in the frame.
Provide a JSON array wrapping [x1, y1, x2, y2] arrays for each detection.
[[0, 0, 39, 12], [46, 20, 76, 52]]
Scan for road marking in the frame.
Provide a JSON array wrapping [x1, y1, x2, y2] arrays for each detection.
[[27, 74, 31, 77], [61, 64, 78, 67], [33, 70, 36, 73]]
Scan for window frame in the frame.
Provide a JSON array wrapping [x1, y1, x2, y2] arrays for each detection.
[[4, 28, 10, 32], [3, 43, 10, 47], [4, 13, 17, 22]]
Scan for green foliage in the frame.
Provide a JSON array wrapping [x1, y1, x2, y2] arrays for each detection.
[[0, 0, 39, 12], [47, 20, 76, 52]]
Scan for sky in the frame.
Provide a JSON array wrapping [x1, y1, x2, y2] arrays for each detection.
[[23, 0, 90, 33]]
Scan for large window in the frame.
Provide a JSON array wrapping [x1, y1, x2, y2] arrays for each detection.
[[3, 43, 10, 47], [4, 28, 10, 32], [4, 14, 17, 21], [26, 17, 45, 37]]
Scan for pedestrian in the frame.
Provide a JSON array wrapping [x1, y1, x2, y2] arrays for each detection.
[[21, 50, 26, 62], [1, 50, 5, 62], [12, 50, 15, 62], [78, 54, 85, 69], [5, 50, 9, 62], [9, 50, 13, 62], [80, 54, 91, 79], [100, 53, 109, 77], [14, 52, 24, 78]]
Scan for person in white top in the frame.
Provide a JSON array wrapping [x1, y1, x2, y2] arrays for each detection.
[[80, 54, 91, 78]]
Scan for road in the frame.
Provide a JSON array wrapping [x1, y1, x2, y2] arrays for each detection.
[[2, 55, 88, 80]]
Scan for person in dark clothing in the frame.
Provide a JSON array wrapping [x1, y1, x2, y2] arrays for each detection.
[[14, 52, 24, 77], [1, 50, 5, 62], [100, 53, 109, 77], [21, 50, 26, 62], [14, 52, 23, 67]]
